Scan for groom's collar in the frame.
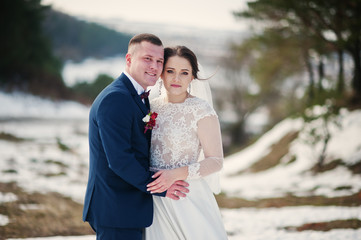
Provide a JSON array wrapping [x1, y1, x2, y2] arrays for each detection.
[[120, 72, 149, 116], [123, 71, 145, 95]]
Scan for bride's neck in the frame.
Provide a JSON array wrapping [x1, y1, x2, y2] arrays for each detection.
[[166, 92, 189, 103]]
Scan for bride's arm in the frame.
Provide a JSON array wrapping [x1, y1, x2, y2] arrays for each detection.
[[147, 115, 223, 193], [188, 115, 223, 179]]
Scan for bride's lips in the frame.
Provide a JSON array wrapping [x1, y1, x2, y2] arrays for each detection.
[[171, 84, 181, 88]]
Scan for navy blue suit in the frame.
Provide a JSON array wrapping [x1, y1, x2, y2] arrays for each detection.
[[82, 73, 165, 232]]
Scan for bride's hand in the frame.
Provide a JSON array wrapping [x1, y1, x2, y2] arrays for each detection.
[[147, 167, 188, 193]]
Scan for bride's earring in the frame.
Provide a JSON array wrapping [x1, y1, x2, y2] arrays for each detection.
[[159, 80, 163, 96], [188, 83, 191, 94]]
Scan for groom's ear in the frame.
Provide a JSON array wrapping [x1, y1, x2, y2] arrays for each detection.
[[125, 53, 132, 66]]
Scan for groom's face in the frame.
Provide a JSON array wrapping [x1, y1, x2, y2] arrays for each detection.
[[126, 41, 164, 90]]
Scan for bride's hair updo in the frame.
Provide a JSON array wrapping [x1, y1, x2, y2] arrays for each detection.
[[163, 46, 201, 79]]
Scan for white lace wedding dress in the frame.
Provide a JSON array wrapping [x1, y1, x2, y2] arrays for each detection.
[[145, 96, 228, 240]]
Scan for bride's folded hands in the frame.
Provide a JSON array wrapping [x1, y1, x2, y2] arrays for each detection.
[[147, 167, 188, 193]]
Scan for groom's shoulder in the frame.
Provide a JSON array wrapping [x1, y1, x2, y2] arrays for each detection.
[[92, 90, 133, 119], [92, 80, 132, 109], [100, 87, 131, 105]]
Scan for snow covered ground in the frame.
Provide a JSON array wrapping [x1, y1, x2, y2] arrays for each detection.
[[221, 109, 361, 199], [7, 206, 361, 240], [1, 92, 361, 240]]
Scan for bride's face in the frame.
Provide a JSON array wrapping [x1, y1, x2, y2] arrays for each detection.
[[161, 56, 194, 97]]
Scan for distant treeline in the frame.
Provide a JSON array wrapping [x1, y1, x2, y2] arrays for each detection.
[[0, 0, 131, 101], [43, 9, 132, 61]]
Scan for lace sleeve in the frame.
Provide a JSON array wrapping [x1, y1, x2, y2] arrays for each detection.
[[187, 114, 224, 180], [187, 157, 223, 180]]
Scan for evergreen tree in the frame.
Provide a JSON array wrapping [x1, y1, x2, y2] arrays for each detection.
[[234, 0, 361, 101], [0, 0, 67, 98]]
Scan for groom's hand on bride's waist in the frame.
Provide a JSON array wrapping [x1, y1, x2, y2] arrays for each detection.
[[165, 180, 189, 200]]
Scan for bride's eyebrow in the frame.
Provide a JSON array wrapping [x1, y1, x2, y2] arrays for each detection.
[[165, 67, 190, 71]]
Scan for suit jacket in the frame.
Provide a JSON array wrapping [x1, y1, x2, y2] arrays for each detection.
[[82, 73, 165, 228]]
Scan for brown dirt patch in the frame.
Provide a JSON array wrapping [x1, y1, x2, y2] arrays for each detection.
[[285, 219, 361, 232], [349, 161, 361, 174], [216, 191, 361, 209], [0, 182, 94, 239]]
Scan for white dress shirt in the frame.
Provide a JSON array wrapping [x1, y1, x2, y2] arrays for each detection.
[[124, 71, 145, 95]]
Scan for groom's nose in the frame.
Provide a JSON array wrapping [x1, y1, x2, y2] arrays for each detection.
[[149, 60, 160, 71]]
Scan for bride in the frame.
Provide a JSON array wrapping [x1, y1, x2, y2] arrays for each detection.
[[145, 46, 228, 239]]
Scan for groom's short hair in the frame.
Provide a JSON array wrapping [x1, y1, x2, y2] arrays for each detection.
[[128, 33, 163, 48]]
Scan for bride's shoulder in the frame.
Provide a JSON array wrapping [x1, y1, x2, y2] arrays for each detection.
[[188, 96, 217, 121], [188, 96, 216, 113]]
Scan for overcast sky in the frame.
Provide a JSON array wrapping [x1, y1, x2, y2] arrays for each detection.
[[42, 0, 248, 31]]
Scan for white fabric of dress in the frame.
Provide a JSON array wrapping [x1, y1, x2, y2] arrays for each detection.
[[145, 96, 228, 240]]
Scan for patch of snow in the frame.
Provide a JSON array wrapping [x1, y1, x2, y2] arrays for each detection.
[[0, 92, 89, 119], [0, 192, 18, 203]]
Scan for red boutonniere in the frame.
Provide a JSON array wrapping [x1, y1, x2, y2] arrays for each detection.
[[142, 111, 158, 133]]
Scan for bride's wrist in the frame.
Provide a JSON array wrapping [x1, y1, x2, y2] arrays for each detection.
[[176, 166, 188, 180], [184, 166, 189, 180]]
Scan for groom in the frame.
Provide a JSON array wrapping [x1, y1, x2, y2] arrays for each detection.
[[82, 33, 189, 240]]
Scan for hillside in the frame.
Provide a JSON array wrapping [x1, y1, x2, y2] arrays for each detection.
[[221, 107, 361, 200], [43, 9, 131, 61]]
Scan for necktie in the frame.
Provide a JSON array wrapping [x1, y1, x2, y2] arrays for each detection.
[[140, 90, 150, 110], [140, 90, 150, 99]]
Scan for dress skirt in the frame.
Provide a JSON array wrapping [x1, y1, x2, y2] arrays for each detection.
[[145, 178, 228, 240]]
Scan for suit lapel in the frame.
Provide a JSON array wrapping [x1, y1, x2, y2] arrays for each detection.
[[119, 73, 149, 116], [118, 74, 152, 142]]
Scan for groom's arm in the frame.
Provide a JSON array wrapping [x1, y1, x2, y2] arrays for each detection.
[[98, 92, 166, 196]]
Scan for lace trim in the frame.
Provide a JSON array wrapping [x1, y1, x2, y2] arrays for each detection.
[[187, 162, 201, 180], [149, 167, 161, 172]]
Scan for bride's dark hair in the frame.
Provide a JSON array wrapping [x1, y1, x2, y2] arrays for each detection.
[[163, 46, 201, 79]]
